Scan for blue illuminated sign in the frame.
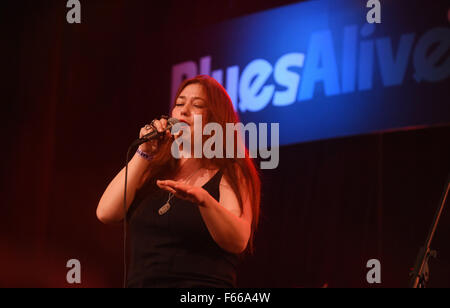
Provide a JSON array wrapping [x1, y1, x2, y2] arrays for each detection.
[[170, 0, 450, 145]]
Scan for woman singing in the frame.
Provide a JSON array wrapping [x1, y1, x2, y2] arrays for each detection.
[[97, 75, 261, 288]]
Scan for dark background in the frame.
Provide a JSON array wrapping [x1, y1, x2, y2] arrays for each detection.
[[2, 0, 449, 287]]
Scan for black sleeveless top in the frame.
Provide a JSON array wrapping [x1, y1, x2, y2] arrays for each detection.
[[126, 169, 240, 288]]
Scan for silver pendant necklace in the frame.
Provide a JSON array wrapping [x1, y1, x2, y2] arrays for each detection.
[[157, 167, 202, 216], [158, 192, 174, 215]]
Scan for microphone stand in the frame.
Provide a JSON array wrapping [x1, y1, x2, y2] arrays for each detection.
[[409, 173, 450, 288]]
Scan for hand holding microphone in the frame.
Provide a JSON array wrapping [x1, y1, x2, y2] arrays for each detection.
[[133, 116, 179, 153]]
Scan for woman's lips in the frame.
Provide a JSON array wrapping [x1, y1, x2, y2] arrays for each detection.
[[178, 119, 190, 125]]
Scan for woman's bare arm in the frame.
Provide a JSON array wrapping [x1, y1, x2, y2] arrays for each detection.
[[97, 118, 169, 224], [197, 174, 252, 254], [96, 152, 151, 224]]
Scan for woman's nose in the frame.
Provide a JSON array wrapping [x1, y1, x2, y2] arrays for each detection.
[[180, 104, 190, 116]]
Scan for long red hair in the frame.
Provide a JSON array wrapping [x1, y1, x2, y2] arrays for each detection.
[[144, 75, 261, 254]]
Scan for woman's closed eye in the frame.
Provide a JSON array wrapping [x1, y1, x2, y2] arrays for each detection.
[[175, 102, 204, 108]]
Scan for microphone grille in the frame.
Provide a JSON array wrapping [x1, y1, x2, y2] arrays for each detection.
[[168, 118, 179, 126]]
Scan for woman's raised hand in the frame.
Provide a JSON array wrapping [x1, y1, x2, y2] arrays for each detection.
[[157, 180, 209, 206]]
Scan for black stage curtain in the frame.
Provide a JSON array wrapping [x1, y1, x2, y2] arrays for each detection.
[[2, 0, 449, 287]]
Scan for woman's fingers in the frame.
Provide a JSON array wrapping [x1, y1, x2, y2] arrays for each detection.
[[160, 118, 168, 130], [151, 120, 163, 133], [156, 180, 205, 205], [153, 117, 168, 133], [157, 180, 192, 197], [139, 125, 153, 138], [156, 181, 177, 194], [157, 180, 182, 191], [159, 179, 176, 186]]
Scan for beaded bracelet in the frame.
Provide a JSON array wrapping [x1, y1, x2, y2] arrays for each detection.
[[136, 148, 153, 161]]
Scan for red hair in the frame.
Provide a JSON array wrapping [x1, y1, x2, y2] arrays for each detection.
[[144, 75, 261, 254]]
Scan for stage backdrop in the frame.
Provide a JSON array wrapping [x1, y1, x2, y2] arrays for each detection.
[[2, 0, 450, 288], [169, 0, 450, 146]]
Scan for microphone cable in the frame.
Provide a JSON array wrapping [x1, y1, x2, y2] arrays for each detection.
[[123, 144, 134, 288]]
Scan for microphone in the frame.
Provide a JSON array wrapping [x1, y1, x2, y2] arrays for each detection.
[[131, 117, 180, 147]]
